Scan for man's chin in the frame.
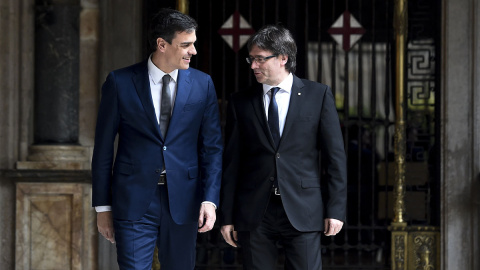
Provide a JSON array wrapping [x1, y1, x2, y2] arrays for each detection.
[[254, 77, 265, 84]]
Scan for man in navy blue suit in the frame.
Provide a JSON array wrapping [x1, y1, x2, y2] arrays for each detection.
[[92, 8, 222, 269]]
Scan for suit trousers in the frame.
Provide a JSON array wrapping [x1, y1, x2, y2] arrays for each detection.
[[237, 195, 322, 270], [113, 185, 198, 270]]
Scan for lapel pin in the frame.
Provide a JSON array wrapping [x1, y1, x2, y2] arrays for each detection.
[[298, 93, 302, 96]]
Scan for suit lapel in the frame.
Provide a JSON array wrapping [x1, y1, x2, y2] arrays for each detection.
[[132, 61, 163, 141], [250, 85, 277, 149], [169, 69, 191, 135], [280, 75, 305, 144]]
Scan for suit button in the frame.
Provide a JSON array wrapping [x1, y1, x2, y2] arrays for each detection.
[[276, 153, 280, 158], [163, 146, 167, 151], [269, 177, 275, 182]]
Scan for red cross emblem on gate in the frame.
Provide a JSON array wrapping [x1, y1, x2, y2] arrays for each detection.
[[218, 11, 255, 53], [328, 11, 366, 52]]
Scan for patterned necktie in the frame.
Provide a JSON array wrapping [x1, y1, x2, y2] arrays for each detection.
[[268, 87, 280, 148], [160, 74, 172, 139]]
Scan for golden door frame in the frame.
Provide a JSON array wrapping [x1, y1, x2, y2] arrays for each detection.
[[390, 0, 440, 269]]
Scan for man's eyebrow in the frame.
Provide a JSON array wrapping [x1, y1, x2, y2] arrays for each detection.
[[180, 41, 195, 45]]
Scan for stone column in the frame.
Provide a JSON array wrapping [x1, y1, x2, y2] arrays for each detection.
[[17, 0, 90, 170], [442, 0, 480, 269], [33, 1, 80, 144], [10, 1, 101, 269]]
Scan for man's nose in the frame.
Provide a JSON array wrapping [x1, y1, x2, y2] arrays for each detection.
[[190, 44, 197, 55]]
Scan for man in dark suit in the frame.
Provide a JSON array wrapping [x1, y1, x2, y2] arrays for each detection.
[[220, 24, 347, 269], [92, 8, 222, 270]]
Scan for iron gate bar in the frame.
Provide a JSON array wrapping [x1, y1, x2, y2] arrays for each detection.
[[316, 0, 323, 83]]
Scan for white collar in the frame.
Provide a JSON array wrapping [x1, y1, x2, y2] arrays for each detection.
[[147, 54, 179, 84], [262, 73, 293, 96]]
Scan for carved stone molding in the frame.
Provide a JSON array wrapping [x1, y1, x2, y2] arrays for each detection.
[[16, 145, 90, 170]]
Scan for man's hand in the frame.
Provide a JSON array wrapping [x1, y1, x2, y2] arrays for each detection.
[[220, 225, 238, 247], [97, 211, 115, 243], [198, 203, 216, 233], [324, 218, 343, 236]]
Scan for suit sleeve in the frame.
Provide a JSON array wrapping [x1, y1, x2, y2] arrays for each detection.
[[219, 95, 241, 225], [319, 86, 347, 222], [91, 72, 120, 207], [198, 76, 223, 206]]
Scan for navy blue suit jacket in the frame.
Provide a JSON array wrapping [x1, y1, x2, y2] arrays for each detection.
[[92, 60, 223, 224]]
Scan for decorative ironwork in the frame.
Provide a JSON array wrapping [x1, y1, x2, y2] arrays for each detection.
[[393, 0, 408, 225], [177, 0, 189, 14], [218, 11, 255, 53], [413, 234, 436, 270], [407, 39, 435, 108], [394, 234, 406, 269], [394, 0, 408, 36], [328, 11, 366, 52], [393, 124, 407, 223]]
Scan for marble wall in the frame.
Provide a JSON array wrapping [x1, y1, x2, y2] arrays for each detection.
[[15, 181, 95, 270]]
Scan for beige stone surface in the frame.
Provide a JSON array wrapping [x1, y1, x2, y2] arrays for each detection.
[[79, 4, 100, 149], [16, 145, 91, 170], [15, 182, 96, 270], [16, 161, 91, 170]]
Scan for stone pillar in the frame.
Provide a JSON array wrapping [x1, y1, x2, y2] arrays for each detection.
[[16, 0, 90, 170], [0, 0, 26, 170], [33, 1, 80, 144], [79, 0, 100, 150], [8, 1, 101, 268], [442, 0, 480, 269]]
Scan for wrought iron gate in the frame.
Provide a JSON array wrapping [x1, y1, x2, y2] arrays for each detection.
[[144, 0, 441, 269]]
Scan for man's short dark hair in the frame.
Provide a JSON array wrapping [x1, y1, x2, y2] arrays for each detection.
[[247, 24, 297, 73], [148, 8, 198, 52]]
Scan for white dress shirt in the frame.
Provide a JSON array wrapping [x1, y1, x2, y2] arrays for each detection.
[[148, 56, 178, 123], [262, 73, 293, 136], [96, 55, 215, 212]]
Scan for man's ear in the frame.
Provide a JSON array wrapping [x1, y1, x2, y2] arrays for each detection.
[[280, 54, 289, 66], [157, 37, 167, 52]]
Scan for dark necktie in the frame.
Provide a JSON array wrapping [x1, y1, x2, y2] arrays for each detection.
[[268, 87, 280, 148], [160, 74, 172, 139]]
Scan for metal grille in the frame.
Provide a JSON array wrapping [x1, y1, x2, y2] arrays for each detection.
[[143, 0, 441, 269]]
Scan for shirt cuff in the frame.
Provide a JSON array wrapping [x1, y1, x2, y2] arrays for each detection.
[[96, 202, 215, 212], [202, 201, 217, 209], [95, 206, 112, 212]]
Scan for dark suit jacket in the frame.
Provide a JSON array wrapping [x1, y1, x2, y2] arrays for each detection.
[[92, 60, 223, 224], [220, 75, 347, 232]]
